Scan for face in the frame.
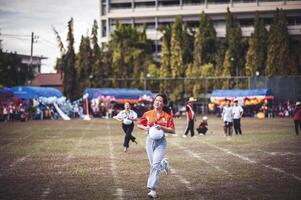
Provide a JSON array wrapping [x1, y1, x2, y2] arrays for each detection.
[[153, 96, 164, 110], [124, 102, 130, 110]]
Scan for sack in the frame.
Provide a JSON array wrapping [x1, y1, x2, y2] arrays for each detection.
[[149, 125, 164, 140]]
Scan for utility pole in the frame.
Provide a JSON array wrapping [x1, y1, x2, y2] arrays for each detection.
[[29, 32, 39, 74], [30, 32, 34, 66]]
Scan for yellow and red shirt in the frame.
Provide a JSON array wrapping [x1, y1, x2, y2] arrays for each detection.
[[139, 110, 175, 129]]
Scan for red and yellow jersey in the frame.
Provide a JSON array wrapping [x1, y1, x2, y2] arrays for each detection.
[[139, 110, 175, 129]]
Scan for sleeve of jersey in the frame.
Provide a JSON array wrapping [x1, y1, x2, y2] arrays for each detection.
[[138, 113, 148, 126], [166, 115, 175, 129]]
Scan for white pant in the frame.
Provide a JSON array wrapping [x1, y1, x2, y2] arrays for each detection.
[[146, 135, 167, 190]]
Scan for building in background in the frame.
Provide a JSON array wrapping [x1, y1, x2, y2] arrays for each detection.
[[99, 0, 301, 54], [30, 73, 63, 92], [18, 54, 47, 75]]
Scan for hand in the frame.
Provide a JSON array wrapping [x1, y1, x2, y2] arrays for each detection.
[[155, 124, 162, 130]]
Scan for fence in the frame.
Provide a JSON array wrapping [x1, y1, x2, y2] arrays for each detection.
[[102, 75, 301, 104]]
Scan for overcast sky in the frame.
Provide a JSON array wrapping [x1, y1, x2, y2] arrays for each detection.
[[0, 0, 99, 73]]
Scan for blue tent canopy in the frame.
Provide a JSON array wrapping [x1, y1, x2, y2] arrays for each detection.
[[11, 86, 63, 99], [83, 88, 153, 100], [0, 87, 14, 98], [211, 89, 273, 98]]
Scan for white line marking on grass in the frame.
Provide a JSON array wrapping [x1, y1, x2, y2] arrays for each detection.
[[201, 141, 301, 182], [170, 168, 193, 191], [173, 143, 230, 174], [201, 141, 256, 164], [9, 155, 30, 168], [106, 122, 124, 200], [64, 122, 92, 162], [40, 187, 50, 200], [258, 150, 301, 156], [0, 133, 33, 150]]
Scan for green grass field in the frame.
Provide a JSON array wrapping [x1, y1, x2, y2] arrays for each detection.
[[0, 116, 300, 200]]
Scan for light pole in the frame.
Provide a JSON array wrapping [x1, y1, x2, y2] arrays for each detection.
[[230, 57, 238, 76]]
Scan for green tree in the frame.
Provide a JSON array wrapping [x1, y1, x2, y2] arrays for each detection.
[[170, 16, 184, 78], [90, 19, 105, 87], [159, 25, 172, 93], [0, 50, 34, 86], [196, 11, 217, 66], [55, 18, 78, 100], [223, 8, 245, 77], [109, 23, 153, 88], [76, 35, 92, 93], [266, 9, 295, 76], [245, 13, 268, 76]]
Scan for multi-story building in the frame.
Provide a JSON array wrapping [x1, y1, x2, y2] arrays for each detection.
[[99, 0, 301, 53]]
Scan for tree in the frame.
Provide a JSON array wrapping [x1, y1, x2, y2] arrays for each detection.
[[170, 16, 184, 78], [0, 50, 34, 87], [245, 13, 268, 76], [90, 19, 105, 87], [223, 8, 245, 77], [196, 11, 217, 66], [109, 23, 153, 88], [266, 9, 295, 76], [54, 18, 78, 100], [76, 35, 93, 93], [159, 25, 172, 93]]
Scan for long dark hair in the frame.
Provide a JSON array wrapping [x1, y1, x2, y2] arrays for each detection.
[[154, 93, 171, 114]]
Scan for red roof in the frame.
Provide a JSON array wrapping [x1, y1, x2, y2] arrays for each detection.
[[31, 73, 63, 91]]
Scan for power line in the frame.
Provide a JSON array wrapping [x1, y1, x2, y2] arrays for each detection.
[[0, 33, 32, 38]]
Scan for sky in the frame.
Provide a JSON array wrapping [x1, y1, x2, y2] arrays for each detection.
[[0, 0, 99, 73]]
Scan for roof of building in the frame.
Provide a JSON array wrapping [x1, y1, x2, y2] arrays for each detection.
[[31, 73, 63, 86]]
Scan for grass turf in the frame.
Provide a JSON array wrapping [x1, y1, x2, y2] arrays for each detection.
[[0, 116, 300, 200]]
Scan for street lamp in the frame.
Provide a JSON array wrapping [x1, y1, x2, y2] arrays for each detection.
[[89, 74, 94, 87], [230, 57, 238, 76]]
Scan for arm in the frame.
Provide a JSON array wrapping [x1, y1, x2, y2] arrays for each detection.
[[157, 125, 175, 134], [137, 116, 149, 131], [113, 111, 123, 121], [156, 116, 175, 134]]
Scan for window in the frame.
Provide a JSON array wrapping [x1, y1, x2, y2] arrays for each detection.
[[110, 2, 132, 9], [158, 0, 180, 7], [207, 0, 230, 4], [183, 0, 203, 5], [135, 1, 156, 8], [101, 20, 107, 37]]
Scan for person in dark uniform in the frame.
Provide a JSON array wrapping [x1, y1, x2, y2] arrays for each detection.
[[293, 101, 301, 135], [197, 116, 208, 135], [183, 97, 197, 138]]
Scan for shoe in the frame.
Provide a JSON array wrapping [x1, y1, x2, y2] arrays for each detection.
[[162, 158, 170, 175], [182, 135, 187, 138], [123, 147, 127, 152], [148, 190, 158, 198]]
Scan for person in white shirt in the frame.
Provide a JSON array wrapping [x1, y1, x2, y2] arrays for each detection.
[[113, 102, 138, 152], [232, 99, 244, 135], [222, 99, 233, 137]]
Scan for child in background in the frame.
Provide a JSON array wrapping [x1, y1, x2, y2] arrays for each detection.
[[197, 116, 208, 135]]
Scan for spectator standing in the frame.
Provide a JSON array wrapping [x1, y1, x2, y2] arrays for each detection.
[[222, 99, 233, 138], [232, 99, 244, 135], [183, 97, 197, 138], [293, 101, 301, 135]]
